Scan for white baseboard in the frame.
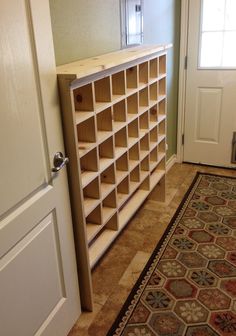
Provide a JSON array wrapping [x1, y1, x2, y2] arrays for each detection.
[[166, 154, 177, 172]]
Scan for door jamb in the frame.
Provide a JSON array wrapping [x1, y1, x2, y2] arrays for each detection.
[[177, 0, 189, 162]]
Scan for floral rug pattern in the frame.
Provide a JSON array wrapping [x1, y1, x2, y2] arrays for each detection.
[[108, 173, 236, 336]]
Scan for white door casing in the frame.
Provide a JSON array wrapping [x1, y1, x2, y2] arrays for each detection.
[[0, 0, 81, 335], [179, 0, 236, 168]]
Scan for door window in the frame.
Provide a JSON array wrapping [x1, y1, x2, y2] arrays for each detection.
[[199, 0, 236, 68]]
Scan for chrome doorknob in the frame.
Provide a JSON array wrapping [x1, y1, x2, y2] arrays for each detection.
[[52, 152, 69, 172]]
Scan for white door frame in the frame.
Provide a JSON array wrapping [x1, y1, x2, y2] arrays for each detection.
[[177, 0, 189, 163]]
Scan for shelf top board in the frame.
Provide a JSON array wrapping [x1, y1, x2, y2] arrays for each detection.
[[56, 44, 172, 81]]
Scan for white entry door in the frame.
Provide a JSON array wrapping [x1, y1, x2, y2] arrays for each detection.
[[0, 1, 81, 335], [183, 0, 236, 167]]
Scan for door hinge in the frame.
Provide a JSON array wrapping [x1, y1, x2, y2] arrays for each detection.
[[184, 56, 188, 70], [182, 134, 185, 145]]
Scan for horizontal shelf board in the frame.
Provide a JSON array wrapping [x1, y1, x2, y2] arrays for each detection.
[[75, 111, 94, 124], [119, 189, 149, 229], [100, 183, 115, 199], [84, 197, 100, 217], [97, 130, 113, 143], [126, 88, 138, 96], [139, 106, 149, 115], [158, 152, 166, 162], [112, 94, 124, 104], [87, 222, 105, 244], [89, 229, 118, 268], [113, 121, 126, 133], [78, 141, 97, 157], [149, 100, 158, 108], [150, 160, 159, 172], [149, 78, 158, 85], [129, 160, 140, 171], [139, 129, 149, 138], [149, 121, 158, 129], [140, 150, 149, 161], [99, 158, 114, 172], [116, 170, 129, 184], [95, 101, 111, 113], [117, 192, 129, 208], [149, 142, 158, 152], [115, 147, 127, 159], [138, 82, 148, 90], [158, 134, 166, 144], [102, 206, 117, 224], [158, 94, 166, 103], [127, 113, 138, 123], [158, 115, 166, 124], [81, 171, 99, 188], [158, 73, 167, 80], [150, 169, 165, 190], [129, 180, 140, 194], [140, 170, 149, 182], [128, 137, 139, 148]]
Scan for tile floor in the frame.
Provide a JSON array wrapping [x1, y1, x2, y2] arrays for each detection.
[[68, 163, 236, 336]]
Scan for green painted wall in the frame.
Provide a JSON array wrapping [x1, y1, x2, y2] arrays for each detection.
[[143, 0, 181, 159], [49, 0, 121, 65], [49, 0, 181, 159]]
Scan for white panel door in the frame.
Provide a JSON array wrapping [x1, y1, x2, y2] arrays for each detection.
[[0, 0, 81, 335], [184, 0, 236, 167]]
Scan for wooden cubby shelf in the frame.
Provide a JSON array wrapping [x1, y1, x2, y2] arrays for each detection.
[[57, 44, 170, 310]]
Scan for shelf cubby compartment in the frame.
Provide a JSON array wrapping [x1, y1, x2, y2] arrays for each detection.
[[94, 77, 112, 111], [83, 177, 100, 217], [139, 175, 150, 192], [158, 77, 166, 101], [150, 82, 158, 103], [96, 107, 113, 143], [80, 148, 99, 188], [100, 163, 116, 199], [139, 87, 149, 114], [129, 143, 140, 171], [149, 104, 158, 128], [140, 156, 150, 182], [158, 138, 166, 156], [77, 116, 97, 157], [150, 157, 166, 191], [140, 134, 150, 160], [150, 126, 158, 151], [73, 83, 94, 114], [158, 98, 166, 119], [89, 213, 118, 268], [113, 100, 127, 132], [112, 71, 126, 98], [158, 120, 166, 144], [114, 126, 128, 158], [86, 204, 103, 244], [99, 137, 115, 172], [116, 153, 129, 184], [149, 146, 159, 172], [127, 93, 138, 122], [102, 190, 117, 224], [128, 119, 139, 147], [149, 58, 158, 79], [126, 66, 138, 92], [138, 61, 149, 86], [117, 176, 130, 208], [129, 165, 141, 194], [139, 111, 149, 137], [159, 54, 167, 76]]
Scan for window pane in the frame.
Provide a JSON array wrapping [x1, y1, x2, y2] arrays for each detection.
[[200, 32, 223, 67], [202, 0, 225, 31], [225, 0, 236, 30], [222, 32, 236, 67]]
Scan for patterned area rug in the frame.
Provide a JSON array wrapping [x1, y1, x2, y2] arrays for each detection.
[[108, 172, 236, 336]]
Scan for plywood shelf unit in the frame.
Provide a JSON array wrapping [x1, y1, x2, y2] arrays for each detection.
[[57, 44, 171, 310]]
